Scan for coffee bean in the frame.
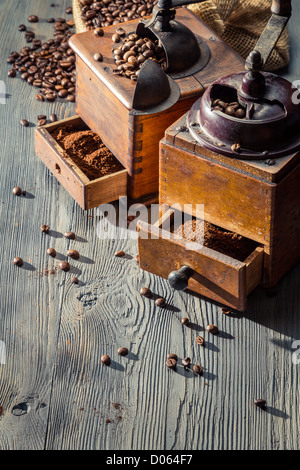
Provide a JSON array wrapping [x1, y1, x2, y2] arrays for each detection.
[[28, 15, 39, 23], [165, 355, 177, 364], [254, 399, 267, 409], [135, 254, 139, 264], [235, 108, 246, 118], [196, 336, 205, 347], [193, 364, 203, 375], [41, 224, 50, 233], [47, 18, 56, 23], [182, 357, 191, 367], [206, 324, 219, 335], [94, 27, 104, 37], [47, 248, 57, 257], [36, 94, 45, 101], [231, 143, 241, 153], [140, 287, 152, 298], [221, 306, 232, 315], [71, 277, 79, 284], [18, 24, 27, 31], [64, 231, 75, 240], [114, 250, 125, 257], [166, 358, 177, 370], [181, 317, 190, 326], [225, 106, 236, 116], [101, 354, 111, 366], [8, 69, 16, 77], [20, 119, 29, 127], [13, 257, 23, 267], [50, 113, 58, 122], [66, 6, 73, 14], [38, 119, 47, 126], [59, 261, 70, 272], [13, 187, 22, 196], [94, 53, 103, 62], [116, 28, 126, 36], [118, 347, 128, 356], [155, 298, 166, 308], [67, 249, 80, 260], [112, 33, 121, 43]]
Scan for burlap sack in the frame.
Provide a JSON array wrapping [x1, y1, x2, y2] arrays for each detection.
[[73, 0, 289, 70], [188, 0, 289, 71]]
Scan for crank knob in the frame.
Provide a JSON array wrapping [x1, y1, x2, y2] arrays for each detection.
[[168, 266, 194, 291]]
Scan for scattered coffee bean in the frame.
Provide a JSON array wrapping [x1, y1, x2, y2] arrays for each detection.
[[155, 298, 166, 308], [67, 249, 80, 260], [59, 261, 70, 272], [38, 119, 47, 127], [13, 257, 23, 267], [71, 277, 79, 284], [196, 336, 205, 347], [65, 6, 73, 14], [20, 119, 29, 127], [193, 364, 204, 375], [222, 306, 232, 315], [140, 287, 152, 298], [94, 53, 103, 62], [118, 347, 128, 356], [206, 324, 219, 335], [64, 231, 75, 240], [101, 354, 111, 366], [167, 353, 178, 361], [28, 15, 39, 22], [18, 24, 27, 31], [254, 399, 267, 409], [114, 250, 125, 257], [166, 358, 177, 370], [8, 69, 16, 78], [41, 224, 50, 233], [13, 187, 22, 196], [36, 94, 45, 102], [94, 27, 104, 37], [182, 357, 191, 367], [47, 248, 57, 258], [181, 317, 190, 326], [50, 113, 58, 123]]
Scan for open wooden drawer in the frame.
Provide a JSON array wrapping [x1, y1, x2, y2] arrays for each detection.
[[137, 208, 264, 311], [35, 116, 128, 210]]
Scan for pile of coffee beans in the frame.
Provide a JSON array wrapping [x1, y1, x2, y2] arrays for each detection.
[[111, 32, 166, 80], [80, 0, 157, 29], [7, 17, 76, 104], [212, 99, 246, 119]]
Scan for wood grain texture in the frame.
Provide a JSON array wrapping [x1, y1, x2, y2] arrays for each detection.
[[0, 0, 300, 451]]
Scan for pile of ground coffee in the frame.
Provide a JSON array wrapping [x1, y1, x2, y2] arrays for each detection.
[[173, 218, 257, 262], [52, 125, 124, 180]]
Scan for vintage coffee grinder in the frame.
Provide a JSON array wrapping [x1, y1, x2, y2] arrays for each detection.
[[138, 0, 300, 311], [66, 0, 243, 203]]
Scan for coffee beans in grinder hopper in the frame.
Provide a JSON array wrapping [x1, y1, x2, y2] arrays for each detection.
[[111, 33, 167, 81], [79, 0, 157, 29], [212, 99, 246, 119]]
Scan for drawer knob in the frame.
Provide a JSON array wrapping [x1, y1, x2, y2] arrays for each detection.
[[168, 266, 194, 291]]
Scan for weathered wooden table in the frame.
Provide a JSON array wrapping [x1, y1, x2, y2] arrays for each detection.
[[0, 0, 299, 450]]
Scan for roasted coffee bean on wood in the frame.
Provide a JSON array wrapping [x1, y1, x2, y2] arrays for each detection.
[[13, 186, 22, 196], [41, 224, 50, 233], [140, 287, 152, 298], [13, 257, 23, 267], [67, 249, 80, 260], [64, 231, 75, 240], [47, 248, 57, 257], [118, 347, 129, 356], [101, 354, 111, 366], [206, 324, 219, 335], [59, 261, 70, 272]]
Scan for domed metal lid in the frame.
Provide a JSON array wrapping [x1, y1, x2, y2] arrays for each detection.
[[132, 59, 180, 114], [187, 50, 300, 159]]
